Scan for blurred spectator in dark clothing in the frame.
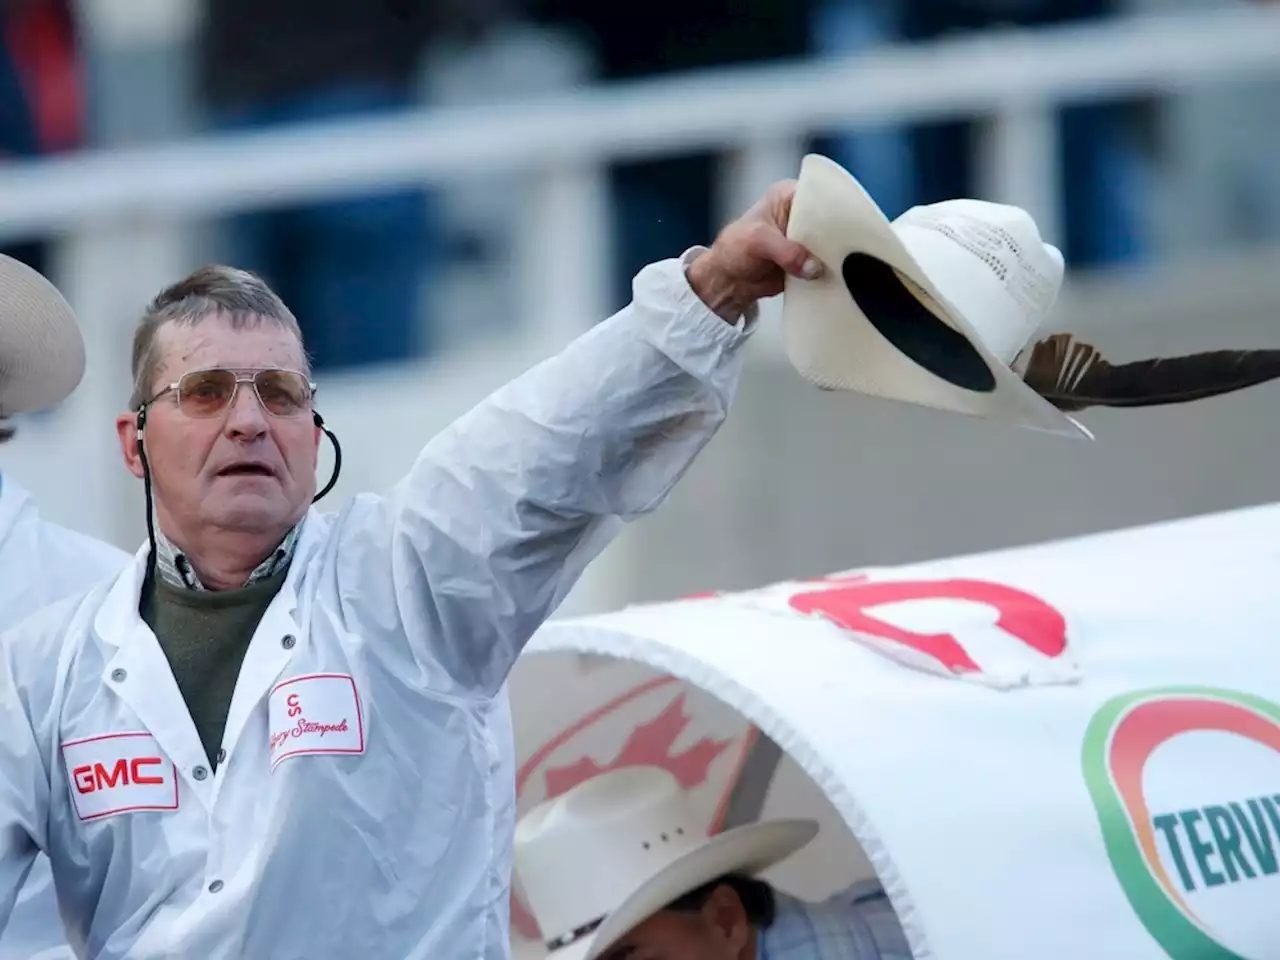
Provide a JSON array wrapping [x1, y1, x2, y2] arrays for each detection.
[[527, 0, 810, 311], [200, 0, 515, 370], [0, 0, 82, 277], [899, 0, 1149, 269], [0, 16, 38, 157]]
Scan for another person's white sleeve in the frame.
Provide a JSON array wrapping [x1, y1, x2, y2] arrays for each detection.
[[0, 637, 50, 935]]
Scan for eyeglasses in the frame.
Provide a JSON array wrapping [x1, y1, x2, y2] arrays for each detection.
[[145, 368, 316, 419]]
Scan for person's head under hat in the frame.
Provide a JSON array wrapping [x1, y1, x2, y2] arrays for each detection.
[[513, 765, 819, 960], [587, 870, 779, 960], [0, 253, 86, 444]]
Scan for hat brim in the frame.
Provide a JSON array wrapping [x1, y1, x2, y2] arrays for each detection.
[[0, 254, 85, 417], [782, 154, 1090, 440], [548, 818, 819, 960]]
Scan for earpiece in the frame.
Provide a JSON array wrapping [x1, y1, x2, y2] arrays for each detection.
[[312, 410, 341, 502]]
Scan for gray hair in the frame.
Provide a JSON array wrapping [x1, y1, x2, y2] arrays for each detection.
[[129, 265, 309, 410]]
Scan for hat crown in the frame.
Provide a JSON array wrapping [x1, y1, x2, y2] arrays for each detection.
[[0, 254, 86, 416], [514, 766, 707, 945], [780, 153, 1086, 438], [892, 200, 1065, 364]]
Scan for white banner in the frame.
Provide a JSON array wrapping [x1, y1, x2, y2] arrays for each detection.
[[505, 653, 874, 958], [515, 503, 1280, 959]]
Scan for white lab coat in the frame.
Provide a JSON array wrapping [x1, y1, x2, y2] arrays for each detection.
[[0, 252, 752, 960], [0, 475, 131, 960]]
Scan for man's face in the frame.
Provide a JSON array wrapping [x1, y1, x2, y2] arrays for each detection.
[[599, 887, 753, 960], [117, 312, 320, 540]]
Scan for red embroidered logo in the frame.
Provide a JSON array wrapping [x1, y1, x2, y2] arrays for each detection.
[[268, 673, 365, 768], [61, 732, 179, 821], [72, 757, 166, 793]]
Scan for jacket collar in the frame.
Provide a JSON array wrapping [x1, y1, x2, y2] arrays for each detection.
[[94, 507, 330, 647]]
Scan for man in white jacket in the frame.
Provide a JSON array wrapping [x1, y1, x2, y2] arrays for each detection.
[[0, 181, 821, 959], [0, 254, 131, 959]]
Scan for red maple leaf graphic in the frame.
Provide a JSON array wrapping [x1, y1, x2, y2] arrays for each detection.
[[512, 686, 740, 941], [543, 693, 731, 798]]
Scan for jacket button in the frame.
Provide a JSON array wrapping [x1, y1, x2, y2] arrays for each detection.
[[208, 880, 223, 894], [110, 668, 127, 682], [281, 634, 296, 650], [193, 766, 208, 781], [216, 749, 227, 765]]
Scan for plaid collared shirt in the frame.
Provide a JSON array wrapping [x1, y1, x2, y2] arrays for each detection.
[[152, 522, 301, 590], [758, 881, 913, 960]]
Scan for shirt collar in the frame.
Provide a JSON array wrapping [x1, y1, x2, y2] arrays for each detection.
[[152, 521, 301, 591]]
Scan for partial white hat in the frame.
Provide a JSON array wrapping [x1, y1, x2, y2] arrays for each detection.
[[0, 253, 85, 417], [514, 766, 818, 960], [781, 153, 1092, 439]]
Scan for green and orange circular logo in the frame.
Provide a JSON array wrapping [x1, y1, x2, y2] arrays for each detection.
[[1083, 686, 1280, 958]]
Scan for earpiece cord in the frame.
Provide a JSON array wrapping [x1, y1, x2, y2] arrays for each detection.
[[312, 411, 342, 502], [135, 406, 159, 596]]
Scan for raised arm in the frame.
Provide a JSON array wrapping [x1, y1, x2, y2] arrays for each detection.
[[357, 182, 821, 698]]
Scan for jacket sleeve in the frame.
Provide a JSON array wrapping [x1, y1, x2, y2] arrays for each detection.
[[0, 637, 49, 934], [364, 250, 754, 698]]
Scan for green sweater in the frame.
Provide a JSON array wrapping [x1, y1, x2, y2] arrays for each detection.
[[141, 566, 289, 769]]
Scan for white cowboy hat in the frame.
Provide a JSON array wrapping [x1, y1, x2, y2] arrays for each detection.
[[781, 153, 1093, 439], [0, 254, 85, 417], [514, 766, 818, 960]]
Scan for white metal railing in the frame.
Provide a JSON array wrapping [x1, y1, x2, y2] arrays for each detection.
[[1, 8, 1280, 231], [0, 9, 1277, 347], [3, 6, 1280, 571]]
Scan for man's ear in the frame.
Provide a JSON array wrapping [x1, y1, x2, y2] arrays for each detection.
[[701, 884, 753, 955], [116, 411, 145, 480]]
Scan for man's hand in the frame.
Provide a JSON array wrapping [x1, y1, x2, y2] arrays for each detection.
[[686, 179, 824, 323]]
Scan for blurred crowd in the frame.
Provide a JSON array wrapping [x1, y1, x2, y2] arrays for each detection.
[[2, 0, 1279, 372]]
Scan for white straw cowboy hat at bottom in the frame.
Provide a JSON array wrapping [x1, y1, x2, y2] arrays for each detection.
[[514, 766, 818, 960], [781, 153, 1280, 436], [0, 254, 85, 418]]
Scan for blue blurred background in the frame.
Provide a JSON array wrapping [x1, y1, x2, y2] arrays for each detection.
[[3, 0, 1280, 618]]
